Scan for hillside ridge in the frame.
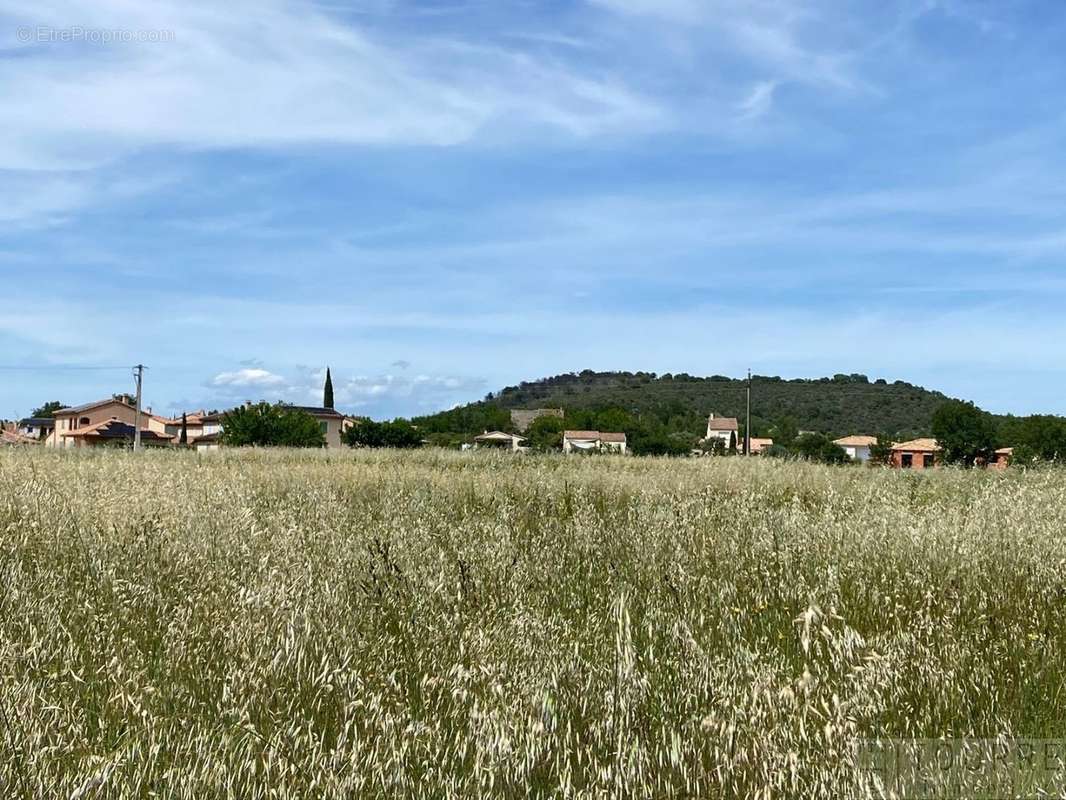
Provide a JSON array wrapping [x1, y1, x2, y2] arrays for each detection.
[[415, 370, 975, 442]]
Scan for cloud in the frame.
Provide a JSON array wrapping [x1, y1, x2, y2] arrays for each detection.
[[195, 365, 486, 418], [588, 0, 705, 24], [588, 0, 864, 91], [334, 373, 486, 411], [210, 368, 286, 387], [737, 80, 778, 121], [0, 0, 662, 172]]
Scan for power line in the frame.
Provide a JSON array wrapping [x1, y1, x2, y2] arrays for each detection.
[[0, 365, 136, 371]]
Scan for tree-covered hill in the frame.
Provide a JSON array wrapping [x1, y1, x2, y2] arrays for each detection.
[[414, 370, 976, 445]]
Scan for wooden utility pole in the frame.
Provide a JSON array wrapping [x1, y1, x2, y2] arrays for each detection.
[[133, 364, 144, 451], [745, 368, 751, 456]]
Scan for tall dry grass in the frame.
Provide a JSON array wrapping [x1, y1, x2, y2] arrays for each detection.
[[1, 448, 1063, 798]]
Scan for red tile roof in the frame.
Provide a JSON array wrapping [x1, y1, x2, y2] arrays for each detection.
[[54, 397, 135, 417], [564, 431, 626, 442], [564, 431, 601, 440], [706, 416, 739, 431], [891, 438, 940, 452], [1, 430, 37, 446], [834, 435, 878, 447], [474, 431, 525, 441]]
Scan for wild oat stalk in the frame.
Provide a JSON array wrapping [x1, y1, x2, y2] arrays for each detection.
[[0, 448, 1061, 798]]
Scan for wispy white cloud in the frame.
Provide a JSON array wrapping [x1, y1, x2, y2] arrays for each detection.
[[737, 80, 778, 121], [210, 368, 286, 387], [588, 0, 705, 24], [0, 172, 90, 229], [335, 373, 484, 407], [193, 364, 486, 416], [0, 0, 662, 172], [588, 0, 864, 91]]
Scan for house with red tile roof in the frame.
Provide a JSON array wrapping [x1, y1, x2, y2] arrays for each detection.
[[704, 414, 739, 449], [890, 438, 940, 469], [833, 435, 879, 462], [46, 395, 154, 448], [63, 419, 173, 448], [474, 431, 527, 452]]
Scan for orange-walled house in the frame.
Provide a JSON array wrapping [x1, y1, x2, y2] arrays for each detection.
[[890, 438, 940, 469], [46, 395, 167, 448], [989, 447, 1013, 470]]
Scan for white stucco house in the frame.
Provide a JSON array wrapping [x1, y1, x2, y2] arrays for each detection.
[[705, 414, 739, 447], [833, 435, 878, 462], [474, 431, 526, 452], [562, 431, 627, 454]]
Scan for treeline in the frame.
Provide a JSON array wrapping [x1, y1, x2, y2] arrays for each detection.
[[413, 371, 1066, 464], [995, 415, 1066, 462], [428, 370, 955, 441], [413, 403, 703, 456], [207, 375, 1066, 464]]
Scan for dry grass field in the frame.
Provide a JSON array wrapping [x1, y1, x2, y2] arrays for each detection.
[[1, 448, 1064, 798]]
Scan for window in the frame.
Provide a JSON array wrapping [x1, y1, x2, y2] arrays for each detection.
[[923, 453, 934, 469], [319, 421, 328, 434], [901, 453, 913, 468]]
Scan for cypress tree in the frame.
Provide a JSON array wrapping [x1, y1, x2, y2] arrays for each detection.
[[323, 368, 335, 410], [180, 412, 188, 445]]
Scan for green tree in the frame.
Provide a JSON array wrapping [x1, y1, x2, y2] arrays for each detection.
[[220, 403, 326, 448], [344, 419, 422, 449], [868, 435, 894, 466], [628, 422, 690, 456], [525, 415, 566, 452], [999, 415, 1066, 463], [179, 412, 188, 445], [412, 404, 512, 436], [30, 401, 66, 418], [767, 416, 798, 448], [931, 401, 996, 466], [790, 433, 850, 464], [323, 368, 334, 410]]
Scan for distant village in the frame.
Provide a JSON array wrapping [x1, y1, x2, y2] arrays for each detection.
[[0, 386, 1013, 469]]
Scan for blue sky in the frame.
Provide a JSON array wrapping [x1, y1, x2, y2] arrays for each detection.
[[2, 0, 1066, 420]]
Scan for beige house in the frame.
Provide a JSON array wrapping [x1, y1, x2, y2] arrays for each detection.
[[563, 430, 627, 454], [162, 411, 225, 450], [748, 437, 774, 455], [158, 405, 351, 450], [474, 431, 526, 452], [152, 410, 222, 446], [283, 405, 349, 448], [47, 395, 157, 448], [191, 413, 224, 451], [62, 419, 173, 448]]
